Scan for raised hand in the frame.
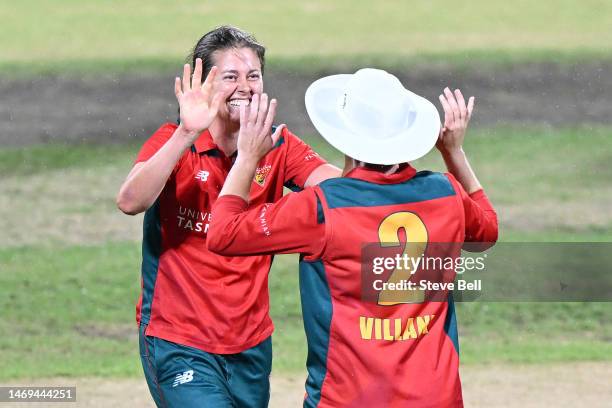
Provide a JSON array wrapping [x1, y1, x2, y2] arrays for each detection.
[[437, 87, 475, 154], [175, 58, 224, 138], [237, 93, 285, 163]]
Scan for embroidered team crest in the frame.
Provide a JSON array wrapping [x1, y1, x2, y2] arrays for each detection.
[[254, 165, 272, 186]]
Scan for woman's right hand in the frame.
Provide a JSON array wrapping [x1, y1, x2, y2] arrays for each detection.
[[175, 58, 224, 141], [436, 87, 474, 155]]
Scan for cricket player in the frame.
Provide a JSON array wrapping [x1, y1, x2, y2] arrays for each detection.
[[116, 26, 338, 407], [208, 68, 498, 407]]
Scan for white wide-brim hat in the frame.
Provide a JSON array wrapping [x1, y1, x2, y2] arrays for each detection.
[[305, 68, 440, 165]]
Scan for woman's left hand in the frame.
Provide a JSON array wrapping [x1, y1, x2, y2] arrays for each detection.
[[237, 93, 285, 164]]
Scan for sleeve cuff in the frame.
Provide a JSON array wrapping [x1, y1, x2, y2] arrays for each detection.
[[293, 161, 328, 188], [468, 188, 485, 200]]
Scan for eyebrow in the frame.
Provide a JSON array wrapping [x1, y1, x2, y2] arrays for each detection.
[[220, 69, 261, 74]]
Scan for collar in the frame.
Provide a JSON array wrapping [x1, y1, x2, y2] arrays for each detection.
[[344, 163, 417, 184], [193, 129, 219, 153]]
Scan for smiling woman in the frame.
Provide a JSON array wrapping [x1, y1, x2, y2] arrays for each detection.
[[187, 26, 265, 124], [212, 48, 263, 123], [114, 25, 338, 408]]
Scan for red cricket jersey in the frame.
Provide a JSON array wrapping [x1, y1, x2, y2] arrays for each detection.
[[134, 123, 326, 354], [209, 164, 498, 407]]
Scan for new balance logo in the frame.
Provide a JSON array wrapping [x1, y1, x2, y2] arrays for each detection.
[[195, 170, 210, 182], [172, 370, 194, 387]]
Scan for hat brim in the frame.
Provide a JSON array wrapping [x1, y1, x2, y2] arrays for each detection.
[[305, 74, 441, 165]]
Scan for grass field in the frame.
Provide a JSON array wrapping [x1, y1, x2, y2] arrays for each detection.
[[1, 127, 611, 379], [2, 0, 612, 74], [2, 0, 612, 389]]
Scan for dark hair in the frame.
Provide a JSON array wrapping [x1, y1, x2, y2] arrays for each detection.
[[363, 162, 409, 173], [188, 25, 266, 78]]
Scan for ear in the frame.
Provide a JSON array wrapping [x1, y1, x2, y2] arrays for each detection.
[[343, 155, 358, 175]]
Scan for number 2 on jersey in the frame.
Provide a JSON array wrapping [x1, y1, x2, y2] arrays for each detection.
[[377, 212, 428, 305]]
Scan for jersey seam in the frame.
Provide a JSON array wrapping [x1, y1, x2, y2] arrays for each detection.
[[313, 188, 333, 262], [446, 173, 467, 242]]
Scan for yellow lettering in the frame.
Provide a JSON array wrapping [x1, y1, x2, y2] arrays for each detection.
[[360, 316, 373, 340], [374, 318, 382, 340], [359, 315, 434, 341], [394, 318, 403, 340], [416, 315, 435, 335], [383, 319, 394, 340], [402, 318, 417, 339]]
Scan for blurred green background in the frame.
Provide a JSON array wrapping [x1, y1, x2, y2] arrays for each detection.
[[1, 0, 611, 380]]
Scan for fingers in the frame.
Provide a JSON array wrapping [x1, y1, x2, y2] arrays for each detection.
[[174, 77, 182, 100], [454, 89, 467, 120], [262, 98, 277, 136], [467, 96, 475, 121], [443, 87, 459, 123], [441, 87, 474, 125], [237, 95, 281, 161], [192, 58, 202, 90], [210, 91, 225, 117], [240, 93, 279, 145], [201, 65, 218, 99], [248, 93, 260, 124], [255, 93, 269, 129], [182, 64, 191, 93], [271, 123, 285, 146], [438, 87, 473, 153], [438, 93, 453, 128], [240, 94, 248, 123]]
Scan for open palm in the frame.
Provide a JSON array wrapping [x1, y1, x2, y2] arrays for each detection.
[[437, 87, 475, 153], [175, 58, 224, 134]]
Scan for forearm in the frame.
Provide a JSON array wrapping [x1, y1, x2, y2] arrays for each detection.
[[219, 156, 258, 200], [441, 148, 482, 194], [116, 125, 197, 214], [209, 188, 323, 257]]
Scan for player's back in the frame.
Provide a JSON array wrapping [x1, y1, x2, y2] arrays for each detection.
[[301, 167, 472, 408]]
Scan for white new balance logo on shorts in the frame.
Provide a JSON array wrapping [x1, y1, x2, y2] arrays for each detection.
[[195, 170, 210, 182], [173, 370, 194, 387]]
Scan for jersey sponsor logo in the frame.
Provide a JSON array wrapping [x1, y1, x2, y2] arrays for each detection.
[[195, 170, 210, 182], [177, 206, 211, 234], [254, 165, 272, 186], [359, 314, 435, 341], [258, 203, 272, 236], [172, 369, 194, 387], [304, 151, 319, 161]]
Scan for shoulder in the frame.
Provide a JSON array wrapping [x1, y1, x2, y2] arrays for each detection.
[[151, 122, 178, 139], [141, 122, 179, 146], [264, 126, 308, 158], [275, 126, 322, 163], [268, 126, 296, 150], [135, 122, 180, 164], [412, 170, 456, 192], [279, 126, 298, 141], [440, 172, 464, 195], [274, 126, 309, 149]]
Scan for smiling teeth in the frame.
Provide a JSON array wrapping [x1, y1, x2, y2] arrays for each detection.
[[229, 100, 249, 107]]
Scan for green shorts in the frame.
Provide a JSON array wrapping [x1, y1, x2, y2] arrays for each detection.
[[139, 324, 272, 407]]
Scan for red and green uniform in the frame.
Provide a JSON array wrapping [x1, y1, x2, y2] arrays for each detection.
[[134, 123, 326, 407], [210, 164, 498, 407]]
